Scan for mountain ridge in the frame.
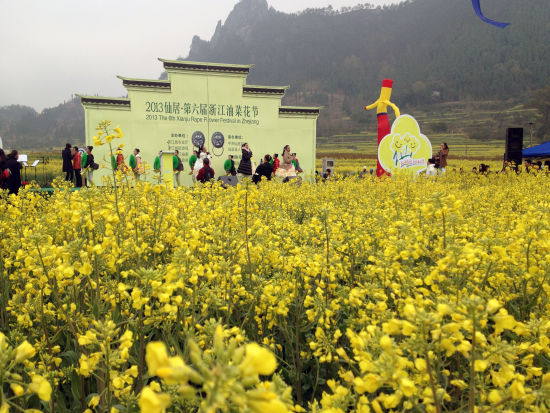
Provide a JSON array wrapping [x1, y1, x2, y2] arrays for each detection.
[[184, 0, 550, 134], [2, 0, 549, 148]]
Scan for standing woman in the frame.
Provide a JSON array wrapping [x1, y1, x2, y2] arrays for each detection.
[[72, 146, 82, 187], [62, 143, 74, 182], [173, 149, 184, 187], [436, 142, 449, 173], [83, 146, 95, 186], [272, 153, 280, 174], [132, 148, 143, 181], [0, 149, 7, 189], [275, 144, 296, 177], [116, 146, 126, 170], [6, 150, 23, 195], [237, 143, 253, 177]]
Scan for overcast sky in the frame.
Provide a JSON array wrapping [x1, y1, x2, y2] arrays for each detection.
[[0, 0, 401, 111]]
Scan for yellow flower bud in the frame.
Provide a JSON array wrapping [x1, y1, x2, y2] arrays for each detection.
[[15, 340, 36, 363], [10, 383, 24, 396]]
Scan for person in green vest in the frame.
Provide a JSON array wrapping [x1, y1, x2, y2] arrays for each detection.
[[153, 151, 161, 172], [224, 154, 237, 176], [173, 150, 184, 187], [129, 148, 143, 180], [80, 148, 88, 186], [129, 150, 136, 172], [189, 150, 198, 170], [189, 150, 198, 182]]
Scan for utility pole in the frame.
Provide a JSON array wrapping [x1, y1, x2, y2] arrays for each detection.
[[528, 122, 534, 148]]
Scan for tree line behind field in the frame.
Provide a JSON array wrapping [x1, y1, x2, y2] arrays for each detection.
[[0, 99, 84, 150]]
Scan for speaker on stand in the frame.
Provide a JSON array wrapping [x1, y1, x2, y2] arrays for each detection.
[[505, 128, 523, 168]]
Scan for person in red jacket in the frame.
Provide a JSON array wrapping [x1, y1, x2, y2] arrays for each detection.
[[272, 153, 280, 174], [72, 146, 82, 187], [196, 158, 215, 183]]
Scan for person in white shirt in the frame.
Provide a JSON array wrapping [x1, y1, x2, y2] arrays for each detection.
[[193, 151, 212, 180], [425, 158, 437, 177]]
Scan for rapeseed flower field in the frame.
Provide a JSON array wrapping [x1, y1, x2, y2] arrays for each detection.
[[0, 125, 549, 413]]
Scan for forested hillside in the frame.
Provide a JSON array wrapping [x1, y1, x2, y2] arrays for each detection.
[[0, 99, 84, 149], [184, 0, 550, 135]]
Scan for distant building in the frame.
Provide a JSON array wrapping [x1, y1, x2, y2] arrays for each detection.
[[79, 59, 319, 185]]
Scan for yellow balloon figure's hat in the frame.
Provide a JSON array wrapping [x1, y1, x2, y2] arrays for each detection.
[[364, 79, 400, 117]]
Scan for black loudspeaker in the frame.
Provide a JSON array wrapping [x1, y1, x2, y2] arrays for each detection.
[[505, 128, 523, 165], [282, 176, 302, 186], [218, 175, 238, 187]]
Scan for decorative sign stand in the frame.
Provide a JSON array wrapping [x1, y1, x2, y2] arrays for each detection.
[[365, 80, 432, 176]]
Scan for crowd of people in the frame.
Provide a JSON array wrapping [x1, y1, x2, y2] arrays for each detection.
[[5, 138, 550, 195], [187, 143, 304, 184], [62, 143, 97, 187], [57, 142, 305, 187]]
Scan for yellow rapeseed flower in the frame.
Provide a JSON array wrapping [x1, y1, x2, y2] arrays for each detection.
[[29, 375, 52, 401], [493, 309, 516, 334], [78, 331, 97, 346], [486, 299, 500, 314], [88, 395, 100, 408], [15, 340, 36, 363], [145, 342, 170, 376], [353, 374, 380, 394], [488, 389, 502, 403], [509, 379, 525, 399], [92, 136, 104, 146], [138, 386, 171, 413], [474, 359, 489, 372], [249, 398, 289, 413], [241, 343, 277, 376]]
